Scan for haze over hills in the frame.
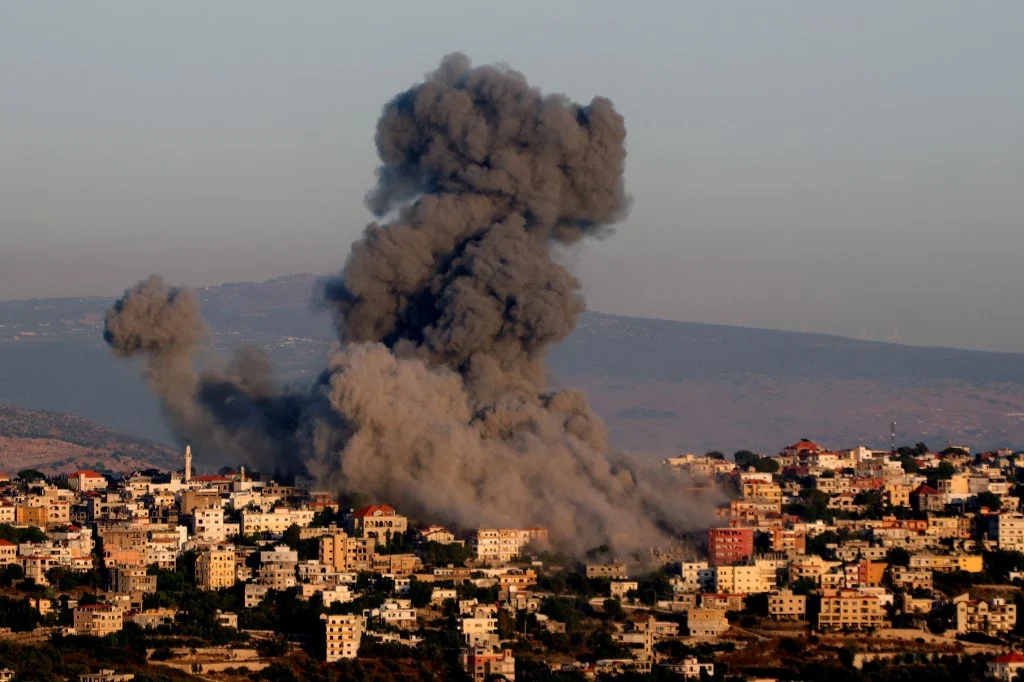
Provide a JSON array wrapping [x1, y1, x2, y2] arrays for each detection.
[[1, 274, 1023, 462]]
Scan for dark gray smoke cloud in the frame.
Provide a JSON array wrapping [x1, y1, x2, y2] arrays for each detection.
[[105, 54, 716, 556]]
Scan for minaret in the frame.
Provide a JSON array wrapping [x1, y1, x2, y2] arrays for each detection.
[[239, 464, 246, 482], [184, 444, 192, 483]]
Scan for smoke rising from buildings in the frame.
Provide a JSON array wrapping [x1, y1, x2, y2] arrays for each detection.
[[104, 54, 715, 556]]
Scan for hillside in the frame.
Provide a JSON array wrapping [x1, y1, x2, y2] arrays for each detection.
[[0, 404, 178, 474], [2, 275, 1024, 459]]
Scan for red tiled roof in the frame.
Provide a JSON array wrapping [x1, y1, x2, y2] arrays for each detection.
[[786, 439, 823, 452], [352, 504, 396, 518], [991, 653, 1024, 664], [69, 470, 104, 478], [912, 484, 939, 495], [0, 539, 15, 546]]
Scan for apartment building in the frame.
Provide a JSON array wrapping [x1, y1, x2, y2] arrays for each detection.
[[196, 547, 236, 590], [322, 614, 365, 661], [955, 597, 1017, 635], [319, 530, 375, 572], [111, 567, 156, 595], [843, 560, 887, 588], [686, 608, 729, 638], [707, 528, 754, 567], [73, 604, 124, 636], [191, 508, 227, 543], [241, 507, 315, 535], [460, 647, 516, 682], [473, 528, 548, 564], [713, 564, 774, 595], [768, 589, 806, 621], [816, 589, 887, 631], [991, 514, 1024, 552]]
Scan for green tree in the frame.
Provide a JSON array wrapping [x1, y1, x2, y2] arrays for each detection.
[[976, 491, 1002, 511], [408, 578, 433, 608], [603, 598, 624, 621], [16, 469, 46, 483], [887, 547, 911, 567]]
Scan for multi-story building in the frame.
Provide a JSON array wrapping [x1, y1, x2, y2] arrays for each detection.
[[707, 528, 754, 567], [319, 530, 375, 572], [610, 580, 638, 600], [843, 560, 887, 589], [955, 596, 1017, 635], [768, 589, 806, 621], [191, 508, 227, 543], [991, 514, 1024, 553], [0, 539, 16, 565], [770, 529, 806, 556], [988, 652, 1024, 682], [322, 614, 365, 661], [196, 547, 236, 590], [816, 589, 887, 631], [73, 604, 124, 637], [348, 504, 408, 541], [687, 608, 729, 638], [111, 567, 157, 595], [460, 647, 515, 682], [889, 566, 933, 592], [472, 528, 548, 564], [713, 564, 774, 595], [241, 508, 315, 535], [67, 470, 108, 493], [461, 616, 499, 647], [585, 562, 627, 579]]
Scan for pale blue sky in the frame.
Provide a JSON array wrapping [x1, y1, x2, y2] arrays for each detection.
[[2, 2, 1023, 351]]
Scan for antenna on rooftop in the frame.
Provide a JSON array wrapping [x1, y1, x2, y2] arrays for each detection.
[[887, 322, 903, 344], [890, 421, 896, 454], [856, 322, 871, 341]]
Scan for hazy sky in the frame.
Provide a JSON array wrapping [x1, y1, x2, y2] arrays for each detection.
[[2, 2, 1023, 351]]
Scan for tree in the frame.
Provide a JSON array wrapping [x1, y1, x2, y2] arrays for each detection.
[[941, 447, 969, 456], [887, 547, 911, 567], [603, 598, 624, 621], [705, 451, 725, 460], [408, 578, 433, 608], [282, 524, 302, 551], [933, 461, 957, 480], [976, 491, 1002, 511], [16, 469, 46, 483]]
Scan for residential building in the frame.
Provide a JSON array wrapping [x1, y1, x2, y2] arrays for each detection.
[[241, 507, 315, 535], [0, 539, 16, 565], [714, 564, 774, 595], [460, 647, 515, 682], [686, 608, 729, 638], [74, 604, 124, 637], [473, 528, 548, 564], [322, 614, 365, 662], [988, 653, 1024, 682], [78, 671, 134, 682], [707, 528, 754, 567], [196, 547, 236, 590], [816, 589, 887, 631], [190, 507, 227, 543], [319, 530, 375, 572], [955, 596, 1017, 635], [67, 471, 108, 493], [586, 562, 627, 579], [348, 504, 408, 541], [610, 580, 638, 600], [768, 589, 806, 621]]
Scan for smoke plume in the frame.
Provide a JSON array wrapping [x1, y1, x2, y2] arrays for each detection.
[[105, 54, 715, 556]]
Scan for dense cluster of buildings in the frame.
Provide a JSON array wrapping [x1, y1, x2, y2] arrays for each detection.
[[6, 437, 1024, 680]]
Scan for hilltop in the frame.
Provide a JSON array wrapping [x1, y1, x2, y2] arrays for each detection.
[[2, 274, 1024, 457], [0, 404, 178, 474]]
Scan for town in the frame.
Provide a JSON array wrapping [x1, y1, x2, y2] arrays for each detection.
[[2, 439, 1024, 682]]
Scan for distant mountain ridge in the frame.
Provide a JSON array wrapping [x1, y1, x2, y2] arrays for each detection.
[[1, 274, 1023, 459], [0, 404, 178, 474]]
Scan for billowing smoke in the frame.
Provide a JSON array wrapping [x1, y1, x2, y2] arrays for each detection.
[[105, 54, 716, 556]]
